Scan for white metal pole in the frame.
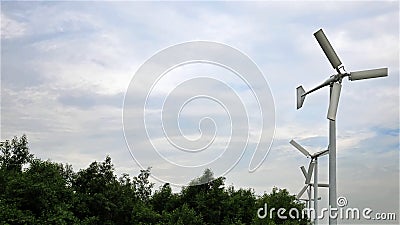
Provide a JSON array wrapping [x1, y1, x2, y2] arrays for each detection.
[[314, 158, 318, 225], [329, 85, 337, 225], [308, 186, 311, 210]]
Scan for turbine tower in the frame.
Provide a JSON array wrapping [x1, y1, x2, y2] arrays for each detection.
[[296, 28, 388, 225]]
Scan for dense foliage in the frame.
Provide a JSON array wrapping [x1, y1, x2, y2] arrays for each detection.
[[0, 135, 308, 224]]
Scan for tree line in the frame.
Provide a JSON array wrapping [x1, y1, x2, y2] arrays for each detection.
[[0, 135, 308, 224]]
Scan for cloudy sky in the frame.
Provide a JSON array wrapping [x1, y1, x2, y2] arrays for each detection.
[[1, 1, 398, 224]]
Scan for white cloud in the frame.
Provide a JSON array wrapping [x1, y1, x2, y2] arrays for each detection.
[[1, 12, 26, 39]]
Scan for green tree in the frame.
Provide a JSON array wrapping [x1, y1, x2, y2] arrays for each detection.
[[0, 135, 77, 224], [115, 173, 138, 224], [223, 186, 256, 224], [72, 156, 120, 224], [189, 168, 214, 186], [151, 183, 179, 214], [0, 134, 33, 172], [163, 203, 203, 225], [133, 167, 154, 202], [253, 187, 309, 225], [24, 159, 77, 224], [181, 169, 229, 225], [1, 135, 311, 225]]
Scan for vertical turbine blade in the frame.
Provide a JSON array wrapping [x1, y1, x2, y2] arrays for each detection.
[[297, 185, 308, 199], [349, 68, 388, 81], [290, 139, 311, 157], [306, 161, 314, 184], [314, 29, 342, 70], [327, 82, 342, 121]]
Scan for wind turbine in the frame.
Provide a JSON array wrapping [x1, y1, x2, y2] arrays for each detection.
[[291, 139, 329, 225], [296, 29, 388, 225]]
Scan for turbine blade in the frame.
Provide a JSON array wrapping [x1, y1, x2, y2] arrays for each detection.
[[349, 68, 388, 81], [300, 166, 308, 178], [314, 29, 342, 70], [297, 185, 308, 199], [327, 82, 342, 121], [297, 86, 306, 109], [290, 139, 311, 157], [307, 187, 311, 199], [305, 161, 314, 184]]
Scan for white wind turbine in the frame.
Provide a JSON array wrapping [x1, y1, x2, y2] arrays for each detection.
[[290, 139, 329, 225], [296, 28, 388, 225]]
